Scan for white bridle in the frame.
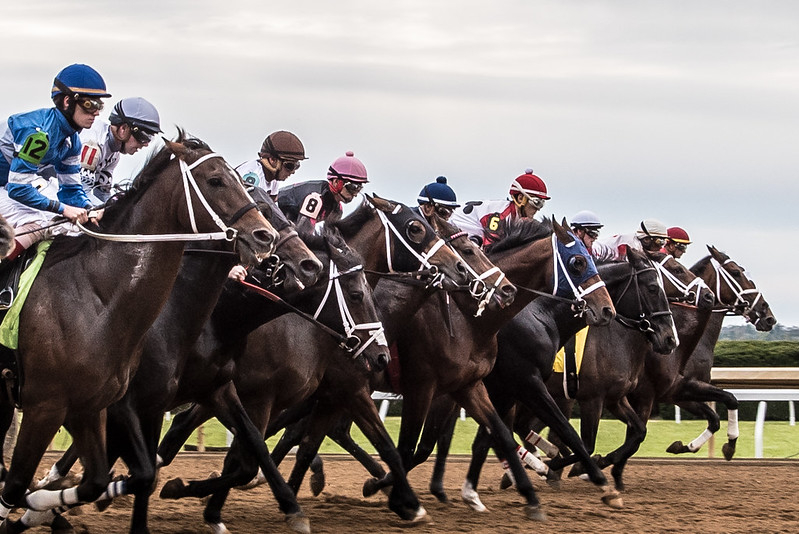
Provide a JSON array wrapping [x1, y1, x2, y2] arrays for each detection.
[[551, 234, 606, 308], [710, 257, 763, 314], [654, 254, 710, 306], [376, 207, 447, 287], [312, 260, 387, 359]]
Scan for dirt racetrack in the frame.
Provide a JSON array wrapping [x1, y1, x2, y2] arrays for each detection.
[[21, 452, 799, 533]]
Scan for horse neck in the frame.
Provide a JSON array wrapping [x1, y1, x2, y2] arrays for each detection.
[[670, 302, 714, 373], [525, 299, 587, 353], [375, 278, 436, 344], [338, 216, 387, 282]]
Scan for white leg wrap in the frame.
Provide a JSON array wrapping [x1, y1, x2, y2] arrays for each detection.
[[25, 487, 79, 511], [688, 428, 714, 452], [155, 454, 164, 468], [516, 445, 548, 476], [35, 463, 65, 489], [98, 479, 127, 501], [727, 409, 740, 440], [524, 430, 560, 458], [206, 521, 231, 534], [0, 497, 13, 520], [460, 481, 487, 512]]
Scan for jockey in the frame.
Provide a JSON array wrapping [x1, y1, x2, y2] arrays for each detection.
[[592, 218, 669, 262], [0, 63, 111, 262], [662, 226, 691, 259], [449, 168, 550, 246], [415, 176, 459, 223], [570, 210, 603, 255], [79, 97, 161, 203], [277, 150, 368, 233], [236, 130, 306, 201]]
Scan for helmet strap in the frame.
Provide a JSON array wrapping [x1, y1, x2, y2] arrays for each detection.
[[259, 156, 279, 180], [329, 178, 345, 195], [56, 94, 81, 132]]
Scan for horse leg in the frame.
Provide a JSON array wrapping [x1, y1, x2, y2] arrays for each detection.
[[565, 397, 602, 476], [598, 398, 648, 492], [156, 403, 212, 468], [285, 407, 330, 495], [0, 408, 65, 530], [328, 416, 387, 487], [345, 389, 425, 522], [116, 411, 163, 534], [422, 400, 459, 503], [0, 403, 17, 491], [670, 379, 739, 460], [451, 383, 546, 522], [35, 445, 79, 490]]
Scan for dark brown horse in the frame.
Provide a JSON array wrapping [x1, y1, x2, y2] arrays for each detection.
[[152, 197, 479, 529], [0, 216, 12, 259], [629, 246, 776, 460], [30, 190, 322, 534], [0, 132, 277, 531], [535, 251, 713, 491], [359, 217, 615, 521]]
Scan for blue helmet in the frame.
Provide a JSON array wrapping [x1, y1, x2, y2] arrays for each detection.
[[417, 176, 459, 208], [51, 64, 111, 99]]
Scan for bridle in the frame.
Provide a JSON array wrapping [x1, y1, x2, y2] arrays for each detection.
[[77, 153, 258, 243], [653, 254, 710, 306], [709, 257, 764, 319], [613, 262, 674, 334], [444, 230, 507, 317]]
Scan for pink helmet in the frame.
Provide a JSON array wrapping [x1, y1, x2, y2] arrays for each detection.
[[327, 151, 368, 183], [509, 169, 550, 200]]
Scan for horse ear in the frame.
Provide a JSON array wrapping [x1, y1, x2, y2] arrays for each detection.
[[552, 216, 572, 243], [164, 139, 189, 160], [561, 216, 569, 228]]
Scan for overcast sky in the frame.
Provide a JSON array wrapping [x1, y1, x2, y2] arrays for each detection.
[[2, 1, 798, 325]]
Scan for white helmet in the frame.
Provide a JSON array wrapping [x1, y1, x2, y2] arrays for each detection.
[[571, 210, 603, 229], [635, 218, 668, 239]]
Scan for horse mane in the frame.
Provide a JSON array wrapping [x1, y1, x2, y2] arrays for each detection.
[[484, 217, 553, 254], [45, 129, 210, 265], [299, 226, 363, 273], [327, 199, 372, 238]]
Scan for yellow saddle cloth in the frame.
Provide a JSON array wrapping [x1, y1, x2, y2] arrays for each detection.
[[0, 240, 52, 349], [553, 326, 588, 374]]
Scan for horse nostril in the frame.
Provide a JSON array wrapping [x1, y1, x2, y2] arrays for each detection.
[[254, 228, 276, 247], [603, 306, 616, 320], [301, 258, 323, 276]]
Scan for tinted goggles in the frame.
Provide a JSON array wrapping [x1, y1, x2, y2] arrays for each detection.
[[584, 228, 600, 239], [344, 181, 363, 193], [76, 98, 104, 112], [281, 159, 301, 172], [130, 126, 154, 144], [434, 205, 454, 219], [675, 243, 688, 252]]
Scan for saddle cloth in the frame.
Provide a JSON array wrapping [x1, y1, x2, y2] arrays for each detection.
[[0, 240, 52, 349], [553, 326, 588, 375]]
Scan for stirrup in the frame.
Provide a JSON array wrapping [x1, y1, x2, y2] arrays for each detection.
[[0, 287, 13, 310]]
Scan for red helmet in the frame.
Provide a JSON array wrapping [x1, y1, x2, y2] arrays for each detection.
[[509, 169, 550, 200], [667, 226, 691, 244]]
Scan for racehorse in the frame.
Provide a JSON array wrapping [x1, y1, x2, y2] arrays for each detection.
[[0, 132, 277, 532], [358, 217, 615, 521], [31, 191, 322, 534], [536, 251, 714, 491], [629, 246, 776, 460], [414, 248, 678, 510], [152, 197, 478, 529], [250, 211, 516, 498]]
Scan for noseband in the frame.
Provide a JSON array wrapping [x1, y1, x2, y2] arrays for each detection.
[[710, 257, 764, 320], [613, 263, 673, 334]]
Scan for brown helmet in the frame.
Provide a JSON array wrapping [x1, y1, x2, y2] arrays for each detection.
[[259, 131, 307, 160]]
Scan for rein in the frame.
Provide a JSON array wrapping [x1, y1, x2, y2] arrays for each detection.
[[654, 254, 710, 306], [444, 230, 506, 317], [75, 153, 256, 243]]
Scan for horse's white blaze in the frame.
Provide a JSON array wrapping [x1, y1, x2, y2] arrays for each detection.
[[461, 480, 487, 512]]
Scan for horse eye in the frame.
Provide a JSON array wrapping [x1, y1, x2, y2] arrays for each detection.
[[406, 221, 425, 244], [568, 256, 586, 273], [349, 290, 364, 302], [208, 177, 224, 187]]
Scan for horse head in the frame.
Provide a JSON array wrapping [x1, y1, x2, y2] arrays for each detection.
[[622, 248, 680, 354], [553, 217, 615, 326], [247, 187, 322, 290], [163, 132, 278, 266], [341, 194, 471, 289], [427, 211, 517, 314], [647, 250, 715, 310], [700, 246, 776, 331], [314, 226, 391, 373]]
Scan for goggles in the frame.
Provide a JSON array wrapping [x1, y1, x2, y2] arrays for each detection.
[[583, 228, 600, 239], [280, 159, 301, 172], [130, 125, 154, 144], [675, 243, 688, 252], [524, 195, 546, 210], [344, 181, 363, 194], [434, 205, 454, 220], [76, 98, 104, 112], [649, 237, 667, 247]]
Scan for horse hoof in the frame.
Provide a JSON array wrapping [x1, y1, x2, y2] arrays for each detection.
[[94, 498, 112, 512], [461, 483, 486, 512], [567, 464, 585, 478], [205, 521, 231, 534], [524, 504, 547, 522], [430, 487, 450, 504], [666, 441, 689, 454], [49, 514, 75, 534], [601, 487, 624, 509], [499, 472, 513, 490], [159, 478, 186, 499], [285, 512, 311, 534], [722, 440, 737, 461], [0, 519, 23, 534], [309, 470, 325, 497], [362, 477, 380, 497]]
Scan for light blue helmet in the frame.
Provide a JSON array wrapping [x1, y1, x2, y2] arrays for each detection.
[[51, 64, 111, 99]]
